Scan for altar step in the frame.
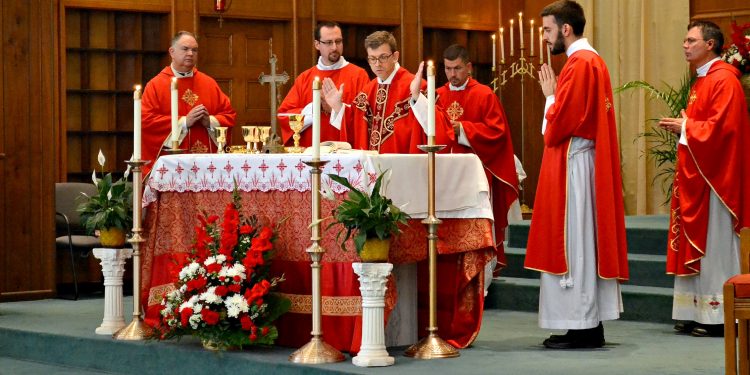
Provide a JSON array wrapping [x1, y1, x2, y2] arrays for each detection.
[[486, 215, 674, 324]]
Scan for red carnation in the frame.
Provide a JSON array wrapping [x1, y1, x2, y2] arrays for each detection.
[[180, 307, 193, 327], [186, 277, 207, 292], [228, 284, 241, 293], [214, 285, 228, 297], [206, 214, 219, 224], [240, 224, 254, 235], [249, 333, 258, 341], [261, 326, 270, 336], [205, 263, 222, 274], [201, 308, 220, 325], [240, 315, 254, 330]]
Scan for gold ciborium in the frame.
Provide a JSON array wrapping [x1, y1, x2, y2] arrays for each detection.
[[284, 114, 305, 153], [242, 126, 259, 153], [216, 126, 228, 153]]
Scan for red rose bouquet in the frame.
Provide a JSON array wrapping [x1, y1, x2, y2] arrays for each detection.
[[722, 21, 750, 74], [158, 189, 289, 350]]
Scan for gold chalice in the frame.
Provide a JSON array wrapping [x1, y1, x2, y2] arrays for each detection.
[[284, 114, 305, 153], [259, 126, 271, 153], [216, 126, 228, 154]]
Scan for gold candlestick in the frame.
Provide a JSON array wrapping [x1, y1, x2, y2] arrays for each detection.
[[114, 159, 154, 340], [404, 143, 459, 359], [289, 159, 345, 364]]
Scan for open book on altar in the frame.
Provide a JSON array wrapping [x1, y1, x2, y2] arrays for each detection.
[[303, 141, 375, 155]]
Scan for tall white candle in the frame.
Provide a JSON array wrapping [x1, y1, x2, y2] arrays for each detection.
[[427, 61, 436, 144], [312, 77, 321, 159], [519, 13, 524, 49], [133, 85, 142, 159], [500, 27, 505, 63], [530, 19, 534, 57], [170, 77, 179, 144], [491, 34, 496, 68], [539, 27, 544, 64], [510, 19, 514, 57]]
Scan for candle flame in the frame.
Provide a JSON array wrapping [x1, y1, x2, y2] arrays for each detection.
[[500, 27, 504, 32], [531, 19, 534, 25], [510, 19, 514, 24], [492, 34, 496, 40], [135, 85, 141, 91], [518, 12, 523, 17]]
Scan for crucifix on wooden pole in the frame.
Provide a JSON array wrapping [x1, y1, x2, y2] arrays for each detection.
[[258, 38, 289, 153]]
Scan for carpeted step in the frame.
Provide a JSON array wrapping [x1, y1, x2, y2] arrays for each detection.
[[507, 215, 670, 255], [501, 248, 673, 288], [485, 277, 674, 324]]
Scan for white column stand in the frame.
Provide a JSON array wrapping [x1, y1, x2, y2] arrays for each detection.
[[93, 247, 133, 335], [352, 262, 395, 367]]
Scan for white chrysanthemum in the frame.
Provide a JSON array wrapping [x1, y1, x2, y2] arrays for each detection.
[[224, 294, 249, 318], [178, 300, 193, 312], [216, 254, 227, 264], [204, 256, 217, 266], [189, 314, 201, 329], [179, 262, 203, 280], [199, 286, 223, 305], [222, 263, 246, 279]]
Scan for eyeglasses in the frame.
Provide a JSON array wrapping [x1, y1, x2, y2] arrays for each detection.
[[683, 38, 704, 45], [318, 39, 343, 47], [367, 53, 393, 65]]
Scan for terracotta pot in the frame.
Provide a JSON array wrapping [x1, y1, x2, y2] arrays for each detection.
[[99, 227, 126, 248], [359, 238, 390, 262]]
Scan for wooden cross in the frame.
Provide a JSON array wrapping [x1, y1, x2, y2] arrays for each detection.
[[258, 38, 289, 153]]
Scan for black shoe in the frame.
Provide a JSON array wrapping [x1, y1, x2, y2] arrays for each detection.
[[542, 323, 604, 349], [674, 321, 698, 334], [691, 324, 724, 337]]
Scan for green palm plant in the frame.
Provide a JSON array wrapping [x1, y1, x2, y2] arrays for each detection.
[[615, 71, 695, 204]]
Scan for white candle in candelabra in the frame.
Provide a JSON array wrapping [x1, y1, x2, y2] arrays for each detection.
[[530, 19, 534, 58], [312, 77, 321, 159], [491, 34, 496, 68], [510, 19, 514, 56], [539, 27, 544, 64], [519, 13, 524, 49], [427, 61, 436, 144], [170, 77, 178, 144], [133, 85, 142, 159], [500, 27, 505, 63]]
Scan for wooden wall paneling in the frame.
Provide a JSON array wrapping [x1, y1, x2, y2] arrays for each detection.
[[63, 0, 171, 12], [422, 0, 498, 31], [197, 0, 295, 21], [316, 0, 401, 26], [690, 0, 750, 45], [400, 0, 420, 71], [1, 0, 57, 301]]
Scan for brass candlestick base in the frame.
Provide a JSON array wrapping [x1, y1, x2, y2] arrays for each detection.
[[289, 337, 346, 364], [164, 140, 185, 154], [404, 332, 459, 359], [113, 316, 154, 340]]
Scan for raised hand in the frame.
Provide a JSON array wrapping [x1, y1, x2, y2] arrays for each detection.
[[410, 61, 425, 101], [322, 77, 344, 113], [658, 109, 688, 135]]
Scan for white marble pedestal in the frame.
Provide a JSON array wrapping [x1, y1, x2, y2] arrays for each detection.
[[93, 247, 133, 335], [352, 262, 395, 367]]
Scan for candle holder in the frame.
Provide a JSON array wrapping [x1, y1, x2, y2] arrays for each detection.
[[164, 140, 185, 154], [284, 114, 306, 154], [404, 143, 460, 359], [113, 159, 154, 341], [289, 159, 345, 364]]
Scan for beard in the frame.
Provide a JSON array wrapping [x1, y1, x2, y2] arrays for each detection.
[[550, 30, 566, 55], [325, 51, 341, 64]]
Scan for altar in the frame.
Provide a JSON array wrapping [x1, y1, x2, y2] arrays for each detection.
[[140, 152, 495, 353]]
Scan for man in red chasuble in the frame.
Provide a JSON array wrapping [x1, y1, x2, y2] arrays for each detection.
[[277, 22, 369, 147], [437, 44, 520, 271], [524, 0, 628, 349], [324, 30, 454, 153], [141, 31, 236, 175], [659, 21, 750, 338]]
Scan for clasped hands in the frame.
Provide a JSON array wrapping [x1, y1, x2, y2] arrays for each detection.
[[186, 104, 211, 128], [658, 110, 688, 135]]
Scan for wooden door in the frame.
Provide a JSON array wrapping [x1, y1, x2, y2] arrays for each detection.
[[199, 18, 291, 144]]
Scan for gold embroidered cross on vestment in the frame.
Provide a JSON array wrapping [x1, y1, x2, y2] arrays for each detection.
[[447, 101, 464, 121], [182, 89, 199, 107]]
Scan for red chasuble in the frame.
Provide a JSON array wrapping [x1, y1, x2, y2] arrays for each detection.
[[437, 78, 519, 265], [278, 63, 369, 146], [666, 61, 750, 275], [524, 50, 629, 280], [340, 67, 454, 153], [141, 66, 236, 175]]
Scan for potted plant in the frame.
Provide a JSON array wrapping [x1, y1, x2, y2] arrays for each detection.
[[77, 150, 133, 247], [327, 171, 411, 262]]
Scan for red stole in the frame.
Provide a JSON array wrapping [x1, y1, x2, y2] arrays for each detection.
[[278, 63, 370, 146], [666, 61, 750, 275], [524, 50, 629, 280], [437, 79, 519, 264], [141, 66, 236, 174], [341, 67, 454, 153]]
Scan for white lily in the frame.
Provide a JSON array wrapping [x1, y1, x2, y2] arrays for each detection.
[[91, 170, 98, 187], [320, 183, 335, 201], [97, 149, 106, 167]]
